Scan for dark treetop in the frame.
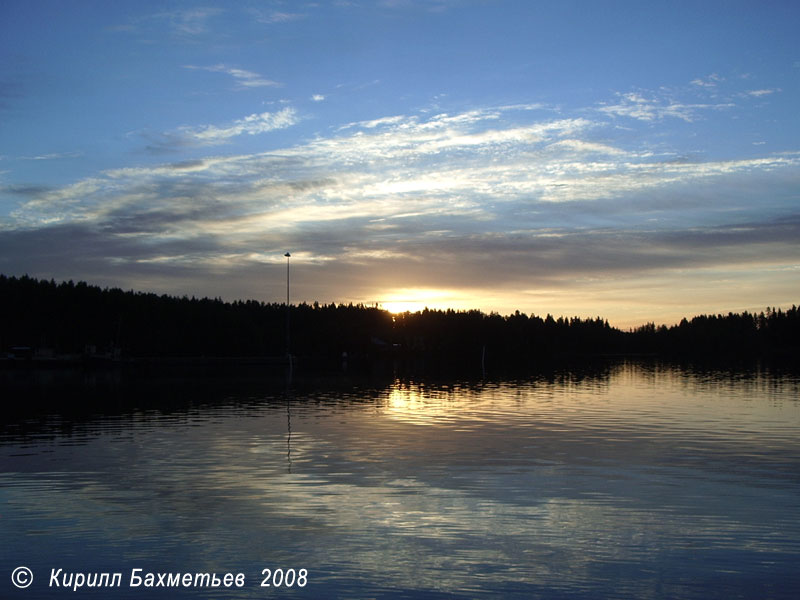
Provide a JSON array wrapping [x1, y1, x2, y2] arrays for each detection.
[[1, 274, 797, 366]]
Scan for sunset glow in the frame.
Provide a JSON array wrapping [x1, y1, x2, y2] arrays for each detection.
[[0, 2, 797, 326], [380, 288, 471, 315]]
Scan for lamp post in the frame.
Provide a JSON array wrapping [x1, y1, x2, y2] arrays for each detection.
[[284, 251, 293, 465], [284, 252, 291, 358]]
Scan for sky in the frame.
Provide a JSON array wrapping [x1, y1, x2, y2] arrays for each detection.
[[1, 0, 798, 328]]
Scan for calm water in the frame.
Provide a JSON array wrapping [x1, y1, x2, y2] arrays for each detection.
[[1, 361, 799, 599]]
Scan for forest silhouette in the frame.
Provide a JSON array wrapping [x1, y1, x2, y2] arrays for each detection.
[[1, 274, 797, 367]]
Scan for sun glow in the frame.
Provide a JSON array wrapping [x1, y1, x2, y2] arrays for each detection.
[[380, 288, 470, 314], [381, 300, 428, 314]]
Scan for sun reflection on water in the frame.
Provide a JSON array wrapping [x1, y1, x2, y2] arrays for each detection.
[[1, 363, 799, 599], [384, 382, 456, 425]]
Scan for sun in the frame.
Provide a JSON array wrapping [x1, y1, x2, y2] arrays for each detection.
[[379, 288, 467, 314], [381, 300, 428, 314]]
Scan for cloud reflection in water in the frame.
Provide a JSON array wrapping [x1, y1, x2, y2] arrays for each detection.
[[1, 363, 799, 598]]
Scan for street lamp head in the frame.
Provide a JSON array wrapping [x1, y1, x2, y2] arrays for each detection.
[[285, 252, 291, 258]]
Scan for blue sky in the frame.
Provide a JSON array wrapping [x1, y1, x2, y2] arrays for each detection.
[[1, 0, 798, 326]]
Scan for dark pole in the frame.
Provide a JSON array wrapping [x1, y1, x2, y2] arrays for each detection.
[[284, 252, 291, 357]]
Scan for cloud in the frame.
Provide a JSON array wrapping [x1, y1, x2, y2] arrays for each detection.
[[744, 88, 780, 97], [181, 108, 298, 143], [184, 64, 281, 89], [5, 97, 799, 323], [1, 184, 53, 198], [13, 106, 800, 233], [141, 108, 299, 151], [690, 73, 724, 88], [113, 7, 224, 39], [20, 152, 82, 161], [3, 210, 797, 325], [597, 92, 734, 123], [139, 7, 225, 38], [306, 109, 592, 169], [379, 0, 463, 12], [600, 76, 786, 125], [250, 9, 307, 24], [311, 94, 326, 102]]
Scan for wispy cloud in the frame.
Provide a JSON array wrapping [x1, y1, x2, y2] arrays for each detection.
[[597, 92, 734, 123], [116, 7, 223, 38], [1, 184, 53, 198], [141, 108, 299, 151], [181, 108, 298, 144], [744, 88, 780, 97], [690, 73, 724, 89], [184, 64, 281, 89], [19, 152, 82, 161], [167, 7, 221, 35], [4, 89, 798, 322], [13, 105, 799, 235], [253, 11, 306, 24], [379, 0, 464, 12]]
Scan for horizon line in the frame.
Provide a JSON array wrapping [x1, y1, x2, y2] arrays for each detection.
[[3, 273, 795, 333]]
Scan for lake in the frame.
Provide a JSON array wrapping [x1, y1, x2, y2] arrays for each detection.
[[2, 360, 799, 599]]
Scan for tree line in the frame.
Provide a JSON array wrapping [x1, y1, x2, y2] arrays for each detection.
[[629, 308, 799, 360], [1, 274, 797, 365]]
